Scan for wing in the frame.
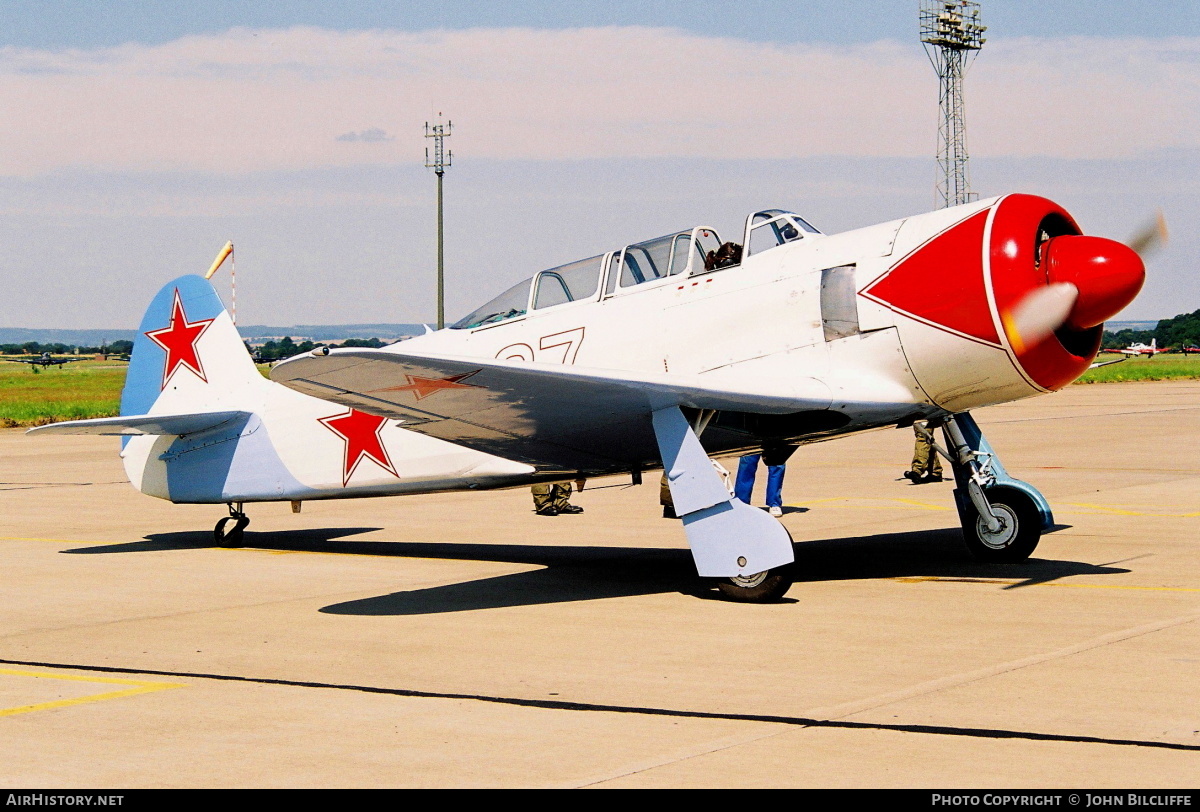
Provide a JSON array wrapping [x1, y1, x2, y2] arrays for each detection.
[[271, 349, 834, 473]]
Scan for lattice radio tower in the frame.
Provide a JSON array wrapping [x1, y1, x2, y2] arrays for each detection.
[[425, 114, 452, 329], [920, 0, 986, 208]]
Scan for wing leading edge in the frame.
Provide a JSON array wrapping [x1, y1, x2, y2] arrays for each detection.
[[270, 349, 834, 473]]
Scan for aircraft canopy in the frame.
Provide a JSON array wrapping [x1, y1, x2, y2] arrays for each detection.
[[452, 226, 721, 330], [451, 210, 822, 331]]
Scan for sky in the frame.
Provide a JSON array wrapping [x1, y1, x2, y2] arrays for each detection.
[[1, 1, 1197, 328]]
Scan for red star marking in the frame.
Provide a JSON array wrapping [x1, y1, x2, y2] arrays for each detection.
[[144, 290, 216, 389], [376, 370, 482, 400], [318, 409, 398, 486]]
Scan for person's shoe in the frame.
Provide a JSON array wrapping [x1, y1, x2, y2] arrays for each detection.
[[768, 506, 783, 517], [923, 473, 944, 483], [903, 471, 922, 483], [535, 506, 558, 516], [558, 504, 584, 514], [662, 504, 678, 519]]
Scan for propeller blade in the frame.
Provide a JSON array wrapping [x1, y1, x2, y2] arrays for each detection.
[[1126, 210, 1168, 257], [1001, 282, 1079, 354]]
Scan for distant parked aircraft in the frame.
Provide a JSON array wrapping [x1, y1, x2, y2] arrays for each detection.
[[2, 352, 82, 369], [1118, 339, 1170, 356]]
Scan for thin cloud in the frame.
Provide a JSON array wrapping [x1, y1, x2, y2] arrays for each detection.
[[336, 128, 396, 143], [0, 26, 1196, 176]]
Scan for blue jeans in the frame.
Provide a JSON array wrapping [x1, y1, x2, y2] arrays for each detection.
[[735, 454, 785, 508]]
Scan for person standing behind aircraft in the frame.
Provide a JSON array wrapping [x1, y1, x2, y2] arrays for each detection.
[[904, 420, 943, 483], [531, 482, 583, 516], [734, 448, 792, 517]]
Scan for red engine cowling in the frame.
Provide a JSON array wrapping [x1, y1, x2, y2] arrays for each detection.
[[989, 194, 1144, 391], [862, 194, 1144, 411]]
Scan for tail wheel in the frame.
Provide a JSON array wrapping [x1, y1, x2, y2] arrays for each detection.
[[716, 567, 794, 603], [961, 485, 1042, 562], [214, 515, 249, 547]]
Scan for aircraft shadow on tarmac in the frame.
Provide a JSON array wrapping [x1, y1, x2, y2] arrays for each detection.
[[61, 524, 1130, 614], [61, 527, 387, 555]]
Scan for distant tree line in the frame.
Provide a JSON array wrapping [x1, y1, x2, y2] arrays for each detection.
[[0, 340, 133, 355], [247, 336, 388, 362], [1102, 309, 1200, 350], [1154, 309, 1200, 349], [1101, 328, 1155, 349], [0, 336, 393, 361]]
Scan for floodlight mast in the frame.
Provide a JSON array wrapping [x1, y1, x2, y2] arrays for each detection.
[[920, 0, 986, 209], [425, 115, 453, 329]]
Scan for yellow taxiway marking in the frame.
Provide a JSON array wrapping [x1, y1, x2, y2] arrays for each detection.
[[893, 576, 1200, 593], [0, 536, 104, 544], [792, 497, 951, 511], [1062, 502, 1200, 518], [786, 499, 1198, 518], [0, 668, 185, 718], [0, 532, 506, 563], [0, 535, 385, 554]]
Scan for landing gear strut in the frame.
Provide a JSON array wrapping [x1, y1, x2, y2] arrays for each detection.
[[652, 406, 795, 603], [939, 413, 1053, 563], [214, 502, 249, 547]]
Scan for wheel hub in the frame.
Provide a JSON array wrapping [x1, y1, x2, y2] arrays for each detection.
[[729, 570, 770, 588], [976, 503, 1018, 549]]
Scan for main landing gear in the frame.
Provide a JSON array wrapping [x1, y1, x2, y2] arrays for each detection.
[[214, 502, 249, 547], [652, 406, 796, 603], [938, 414, 1053, 563], [713, 524, 796, 602]]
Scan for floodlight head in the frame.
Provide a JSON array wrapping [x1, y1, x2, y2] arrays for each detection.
[[920, 0, 985, 51]]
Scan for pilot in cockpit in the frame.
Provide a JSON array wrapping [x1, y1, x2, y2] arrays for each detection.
[[705, 241, 743, 271]]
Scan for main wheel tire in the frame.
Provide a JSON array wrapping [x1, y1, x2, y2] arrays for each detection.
[[961, 486, 1042, 562], [716, 566, 794, 603], [214, 516, 248, 548]]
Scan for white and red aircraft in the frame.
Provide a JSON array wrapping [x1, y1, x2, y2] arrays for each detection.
[[1115, 339, 1169, 356], [32, 193, 1146, 602]]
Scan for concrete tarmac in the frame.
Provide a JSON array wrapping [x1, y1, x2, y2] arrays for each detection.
[[0, 381, 1197, 788]]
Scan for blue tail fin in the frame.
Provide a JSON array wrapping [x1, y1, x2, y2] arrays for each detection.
[[123, 275, 262, 417]]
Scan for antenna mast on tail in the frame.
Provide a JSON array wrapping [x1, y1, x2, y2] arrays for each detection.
[[204, 240, 236, 325]]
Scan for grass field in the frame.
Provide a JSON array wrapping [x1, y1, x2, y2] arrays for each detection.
[[0, 353, 1197, 428], [1076, 352, 1200, 383], [0, 359, 125, 427]]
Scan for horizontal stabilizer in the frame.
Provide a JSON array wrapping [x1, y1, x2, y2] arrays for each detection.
[[27, 411, 252, 437]]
